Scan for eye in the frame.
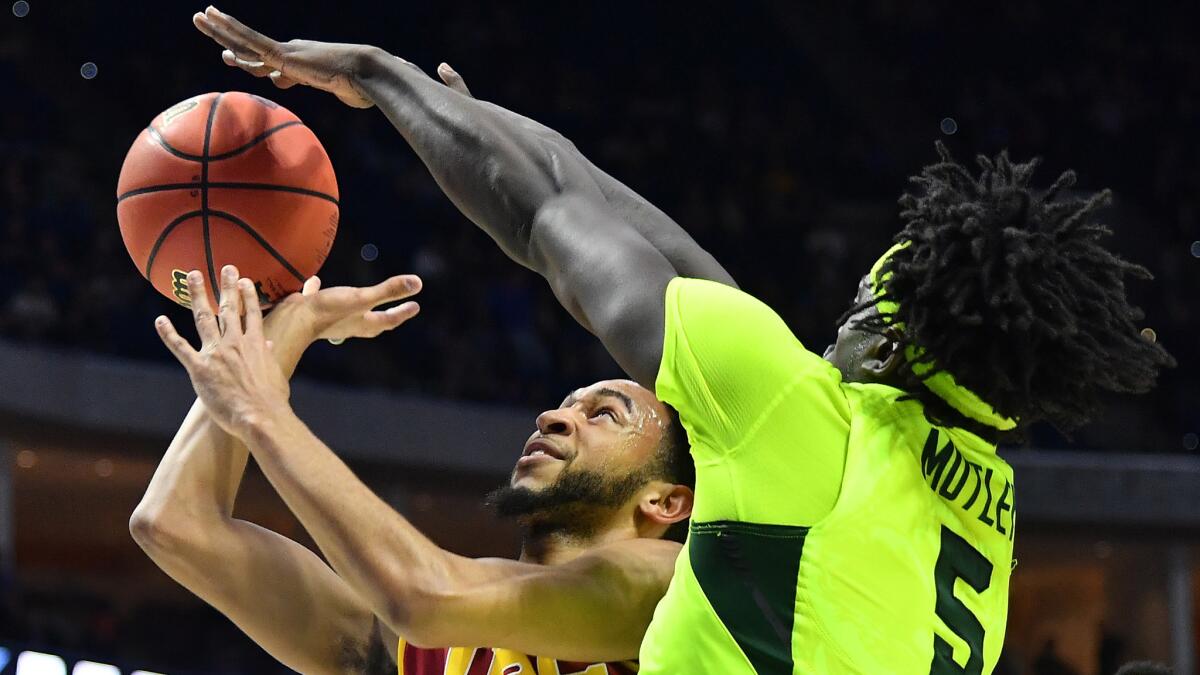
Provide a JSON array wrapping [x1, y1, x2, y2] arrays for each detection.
[[592, 407, 618, 421]]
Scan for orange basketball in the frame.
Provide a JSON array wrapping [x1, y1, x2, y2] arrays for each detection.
[[116, 91, 338, 309]]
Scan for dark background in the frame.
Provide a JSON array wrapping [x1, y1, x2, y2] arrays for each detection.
[[1, 1, 1198, 673]]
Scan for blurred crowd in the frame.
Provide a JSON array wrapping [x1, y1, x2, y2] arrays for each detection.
[[0, 579, 292, 674], [2, 2, 1199, 673], [1, 0, 1196, 453]]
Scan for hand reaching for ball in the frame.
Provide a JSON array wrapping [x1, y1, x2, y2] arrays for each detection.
[[266, 273, 422, 347], [156, 265, 422, 436], [156, 265, 292, 438]]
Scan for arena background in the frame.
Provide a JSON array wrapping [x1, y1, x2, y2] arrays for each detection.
[[1, 1, 1198, 673]]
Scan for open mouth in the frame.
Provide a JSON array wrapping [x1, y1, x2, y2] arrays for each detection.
[[522, 438, 565, 459]]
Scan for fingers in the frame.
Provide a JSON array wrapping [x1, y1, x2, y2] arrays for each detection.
[[218, 265, 243, 339], [269, 70, 299, 89], [437, 63, 473, 97], [197, 6, 283, 67], [155, 316, 199, 368], [365, 274, 422, 307], [187, 271, 221, 347], [302, 276, 322, 297], [383, 300, 421, 324], [239, 277, 263, 336], [194, 13, 262, 64], [363, 301, 421, 335], [220, 49, 275, 78]]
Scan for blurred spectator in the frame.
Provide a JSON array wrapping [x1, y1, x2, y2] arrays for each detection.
[[0, 2, 1195, 452]]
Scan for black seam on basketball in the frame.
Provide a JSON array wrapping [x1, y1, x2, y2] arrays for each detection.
[[146, 126, 204, 162], [207, 121, 304, 161], [201, 94, 224, 287], [208, 210, 307, 283], [144, 210, 204, 278], [117, 183, 201, 202], [118, 182, 339, 205]]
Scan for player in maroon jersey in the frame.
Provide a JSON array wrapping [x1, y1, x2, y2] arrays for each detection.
[[133, 268, 694, 674]]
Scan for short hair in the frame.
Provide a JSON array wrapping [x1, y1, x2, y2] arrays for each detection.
[[655, 405, 695, 489], [654, 405, 693, 543], [853, 143, 1175, 438], [1115, 662, 1172, 675]]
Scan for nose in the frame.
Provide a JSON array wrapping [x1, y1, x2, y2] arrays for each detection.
[[536, 408, 577, 437]]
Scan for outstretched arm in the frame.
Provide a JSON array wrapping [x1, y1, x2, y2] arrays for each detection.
[[435, 63, 736, 287], [152, 267, 683, 660], [192, 8, 698, 384], [130, 273, 421, 674]]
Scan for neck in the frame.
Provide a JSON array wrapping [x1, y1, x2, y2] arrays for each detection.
[[516, 510, 641, 565]]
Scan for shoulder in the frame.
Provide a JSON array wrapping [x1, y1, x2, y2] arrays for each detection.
[[570, 539, 683, 591]]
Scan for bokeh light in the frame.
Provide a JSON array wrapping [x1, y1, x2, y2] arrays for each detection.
[[11, 1, 29, 18], [360, 243, 379, 262], [940, 117, 958, 135], [80, 61, 98, 79]]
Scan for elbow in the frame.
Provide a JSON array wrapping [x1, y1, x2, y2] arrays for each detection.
[[128, 503, 193, 558], [128, 506, 171, 554], [378, 579, 460, 649]]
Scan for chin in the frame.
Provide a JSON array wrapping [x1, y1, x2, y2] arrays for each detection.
[[511, 473, 551, 491]]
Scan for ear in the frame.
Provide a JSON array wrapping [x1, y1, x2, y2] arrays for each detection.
[[860, 328, 904, 380], [638, 482, 694, 527]]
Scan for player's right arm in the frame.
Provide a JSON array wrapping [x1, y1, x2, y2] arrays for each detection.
[[130, 274, 422, 674], [433, 63, 736, 287], [189, 9, 709, 385], [192, 8, 734, 289]]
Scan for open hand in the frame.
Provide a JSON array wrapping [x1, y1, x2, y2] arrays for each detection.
[[266, 274, 422, 347], [193, 6, 379, 108], [156, 265, 290, 438]]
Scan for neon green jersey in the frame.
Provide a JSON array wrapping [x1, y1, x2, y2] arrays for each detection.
[[639, 278, 1015, 675]]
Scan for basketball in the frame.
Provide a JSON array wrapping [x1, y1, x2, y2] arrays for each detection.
[[116, 91, 338, 309]]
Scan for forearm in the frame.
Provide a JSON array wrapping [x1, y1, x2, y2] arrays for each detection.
[[354, 50, 604, 268], [464, 91, 735, 286], [133, 334, 384, 674], [132, 400, 247, 529], [132, 331, 307, 528], [240, 407, 460, 633]]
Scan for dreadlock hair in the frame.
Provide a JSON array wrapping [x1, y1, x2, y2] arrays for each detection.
[[850, 142, 1174, 440]]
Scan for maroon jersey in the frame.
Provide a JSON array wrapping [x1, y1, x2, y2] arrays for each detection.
[[398, 638, 639, 675]]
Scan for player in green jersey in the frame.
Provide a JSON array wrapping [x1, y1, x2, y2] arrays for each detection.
[[196, 13, 1174, 675]]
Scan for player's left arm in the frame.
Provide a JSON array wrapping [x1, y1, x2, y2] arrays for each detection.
[[406, 538, 682, 661], [237, 405, 679, 661]]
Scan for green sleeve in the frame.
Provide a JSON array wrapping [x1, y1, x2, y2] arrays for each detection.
[[655, 277, 850, 461]]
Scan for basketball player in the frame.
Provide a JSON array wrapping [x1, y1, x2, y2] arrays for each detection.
[[192, 8, 1174, 673], [136, 268, 694, 673]]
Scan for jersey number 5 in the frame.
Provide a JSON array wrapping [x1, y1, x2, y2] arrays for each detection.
[[929, 526, 993, 675]]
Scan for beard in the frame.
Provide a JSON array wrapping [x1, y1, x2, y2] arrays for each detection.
[[485, 463, 653, 540]]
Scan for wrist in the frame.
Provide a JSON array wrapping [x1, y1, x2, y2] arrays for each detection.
[[350, 46, 394, 98], [264, 314, 318, 373], [238, 401, 297, 447]]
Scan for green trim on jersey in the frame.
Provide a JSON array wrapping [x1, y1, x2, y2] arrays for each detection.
[[690, 521, 809, 675], [640, 278, 1015, 675]]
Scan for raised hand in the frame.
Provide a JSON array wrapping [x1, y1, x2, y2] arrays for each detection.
[[156, 265, 291, 437], [265, 274, 422, 346], [192, 6, 380, 108]]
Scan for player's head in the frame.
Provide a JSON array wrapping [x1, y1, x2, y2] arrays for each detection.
[[487, 379, 694, 540], [825, 142, 1174, 439]]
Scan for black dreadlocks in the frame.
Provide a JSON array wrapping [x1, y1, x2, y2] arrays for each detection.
[[852, 142, 1174, 438]]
